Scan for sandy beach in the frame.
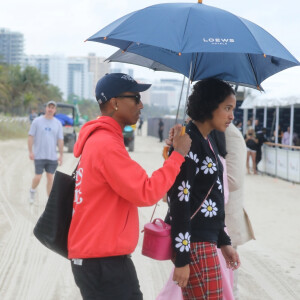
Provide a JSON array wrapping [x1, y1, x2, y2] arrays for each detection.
[[0, 125, 299, 300]]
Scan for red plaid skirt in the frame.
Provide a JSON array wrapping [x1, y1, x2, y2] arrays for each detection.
[[182, 242, 222, 300]]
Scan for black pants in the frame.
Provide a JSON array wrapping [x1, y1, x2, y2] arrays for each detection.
[[158, 130, 163, 142], [71, 255, 143, 300]]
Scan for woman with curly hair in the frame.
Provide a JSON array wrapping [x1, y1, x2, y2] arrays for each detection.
[[165, 78, 240, 300]]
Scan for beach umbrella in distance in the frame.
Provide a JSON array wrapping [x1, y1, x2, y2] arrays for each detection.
[[86, 1, 299, 90]]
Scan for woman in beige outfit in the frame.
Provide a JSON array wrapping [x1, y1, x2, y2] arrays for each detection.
[[225, 123, 255, 299]]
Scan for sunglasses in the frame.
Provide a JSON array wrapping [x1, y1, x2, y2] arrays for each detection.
[[116, 94, 141, 104]]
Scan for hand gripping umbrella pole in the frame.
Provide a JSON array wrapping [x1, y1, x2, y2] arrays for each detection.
[[163, 59, 194, 159]]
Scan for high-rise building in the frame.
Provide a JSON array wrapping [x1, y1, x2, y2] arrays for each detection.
[[23, 55, 68, 99], [87, 53, 110, 92], [150, 79, 188, 109], [110, 62, 134, 78], [0, 28, 24, 65], [68, 57, 93, 100]]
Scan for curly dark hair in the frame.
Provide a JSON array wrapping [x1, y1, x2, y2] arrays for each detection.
[[187, 78, 235, 122]]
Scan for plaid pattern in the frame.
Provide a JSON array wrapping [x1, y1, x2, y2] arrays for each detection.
[[182, 242, 222, 300]]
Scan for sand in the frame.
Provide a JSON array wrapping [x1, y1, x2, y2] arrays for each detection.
[[0, 124, 299, 300]]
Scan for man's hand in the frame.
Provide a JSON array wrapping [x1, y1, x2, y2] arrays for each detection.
[[58, 155, 63, 166], [165, 126, 175, 146], [29, 152, 34, 160], [57, 139, 64, 166], [173, 264, 190, 288], [220, 245, 241, 270], [28, 136, 34, 160], [173, 124, 191, 157]]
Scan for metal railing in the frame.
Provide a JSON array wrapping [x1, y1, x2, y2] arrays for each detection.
[[260, 142, 300, 183]]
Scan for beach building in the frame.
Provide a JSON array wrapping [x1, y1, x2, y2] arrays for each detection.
[[23, 54, 68, 99], [67, 57, 93, 100], [87, 53, 110, 93], [0, 28, 24, 65]]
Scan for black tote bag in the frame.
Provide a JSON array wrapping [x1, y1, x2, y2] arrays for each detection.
[[33, 167, 77, 258]]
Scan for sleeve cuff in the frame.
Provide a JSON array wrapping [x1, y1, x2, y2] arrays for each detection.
[[169, 150, 185, 163], [217, 229, 232, 248], [174, 256, 190, 268]]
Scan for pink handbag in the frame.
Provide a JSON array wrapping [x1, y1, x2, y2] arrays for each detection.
[[142, 218, 172, 260], [142, 183, 214, 261]]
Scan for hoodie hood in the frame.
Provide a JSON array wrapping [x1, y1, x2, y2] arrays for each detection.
[[73, 116, 123, 157]]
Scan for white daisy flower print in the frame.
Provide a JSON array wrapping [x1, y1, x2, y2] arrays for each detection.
[[175, 232, 191, 252], [217, 177, 222, 193], [187, 151, 200, 174], [187, 151, 199, 163], [178, 181, 190, 202], [200, 156, 217, 174], [201, 199, 218, 217]]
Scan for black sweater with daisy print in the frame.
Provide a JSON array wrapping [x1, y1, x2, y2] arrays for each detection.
[[165, 121, 231, 268]]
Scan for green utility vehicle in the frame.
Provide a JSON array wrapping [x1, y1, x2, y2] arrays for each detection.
[[55, 103, 78, 153]]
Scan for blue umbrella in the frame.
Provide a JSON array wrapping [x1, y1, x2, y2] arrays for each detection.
[[87, 2, 299, 90], [107, 49, 178, 74]]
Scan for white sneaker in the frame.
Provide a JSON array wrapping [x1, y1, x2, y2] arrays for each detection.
[[29, 188, 36, 204]]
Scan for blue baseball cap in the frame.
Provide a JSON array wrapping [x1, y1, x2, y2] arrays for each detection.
[[95, 73, 151, 104]]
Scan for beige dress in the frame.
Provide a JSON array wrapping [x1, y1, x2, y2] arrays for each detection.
[[225, 123, 255, 246]]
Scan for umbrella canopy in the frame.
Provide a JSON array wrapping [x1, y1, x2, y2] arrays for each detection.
[[87, 2, 299, 90], [106, 49, 178, 73]]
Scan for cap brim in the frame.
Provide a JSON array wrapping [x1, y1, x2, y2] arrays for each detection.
[[128, 83, 151, 93]]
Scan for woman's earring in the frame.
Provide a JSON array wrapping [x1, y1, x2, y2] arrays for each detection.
[[115, 107, 118, 111]]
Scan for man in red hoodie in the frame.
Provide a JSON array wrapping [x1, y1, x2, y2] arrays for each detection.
[[68, 73, 191, 300]]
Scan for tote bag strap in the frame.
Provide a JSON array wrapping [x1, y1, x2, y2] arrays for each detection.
[[72, 161, 80, 179]]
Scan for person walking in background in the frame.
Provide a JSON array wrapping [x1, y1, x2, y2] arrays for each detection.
[[256, 127, 268, 167], [165, 78, 240, 300], [234, 120, 243, 132], [27, 100, 63, 204], [271, 124, 283, 144], [282, 126, 291, 145], [254, 119, 261, 132], [68, 73, 191, 300], [245, 127, 258, 174], [158, 118, 164, 142], [225, 123, 255, 299], [137, 115, 144, 135], [245, 119, 252, 132], [29, 109, 37, 123]]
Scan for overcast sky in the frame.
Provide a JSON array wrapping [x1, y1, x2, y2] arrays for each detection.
[[2, 0, 300, 94]]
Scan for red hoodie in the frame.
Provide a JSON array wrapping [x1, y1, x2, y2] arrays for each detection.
[[68, 116, 184, 259]]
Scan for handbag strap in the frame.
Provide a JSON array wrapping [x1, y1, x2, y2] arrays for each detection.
[[190, 137, 218, 220], [190, 181, 215, 220]]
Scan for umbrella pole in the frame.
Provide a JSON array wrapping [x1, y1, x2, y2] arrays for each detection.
[[181, 59, 194, 123], [175, 76, 186, 124]]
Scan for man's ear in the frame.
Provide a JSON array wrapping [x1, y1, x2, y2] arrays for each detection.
[[110, 98, 118, 111]]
